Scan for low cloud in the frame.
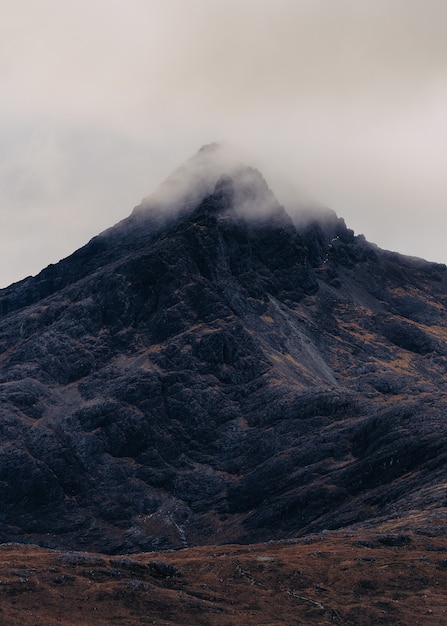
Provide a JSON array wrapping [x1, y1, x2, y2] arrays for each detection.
[[1, 1, 447, 285]]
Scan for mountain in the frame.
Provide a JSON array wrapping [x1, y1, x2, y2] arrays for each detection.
[[0, 143, 447, 555]]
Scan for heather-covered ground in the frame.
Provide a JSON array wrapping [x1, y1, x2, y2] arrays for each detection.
[[1, 522, 447, 625]]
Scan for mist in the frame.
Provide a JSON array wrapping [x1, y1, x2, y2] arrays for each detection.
[[1, 0, 447, 286]]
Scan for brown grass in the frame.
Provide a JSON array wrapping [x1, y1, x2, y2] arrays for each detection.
[[1, 527, 446, 625]]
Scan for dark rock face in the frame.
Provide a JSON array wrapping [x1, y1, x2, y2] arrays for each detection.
[[0, 147, 447, 553]]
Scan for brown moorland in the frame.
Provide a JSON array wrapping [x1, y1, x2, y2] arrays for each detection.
[[1, 521, 447, 626]]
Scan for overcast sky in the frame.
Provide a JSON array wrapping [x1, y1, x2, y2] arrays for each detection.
[[1, 0, 447, 287]]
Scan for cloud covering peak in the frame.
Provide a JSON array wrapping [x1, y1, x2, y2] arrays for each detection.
[[133, 142, 285, 223], [1, 1, 447, 286]]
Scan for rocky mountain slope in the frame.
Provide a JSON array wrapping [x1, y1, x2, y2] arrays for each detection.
[[0, 144, 447, 554]]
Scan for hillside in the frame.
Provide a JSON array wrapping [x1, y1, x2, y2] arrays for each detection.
[[0, 527, 446, 625]]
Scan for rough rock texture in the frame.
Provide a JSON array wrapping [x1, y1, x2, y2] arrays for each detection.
[[0, 146, 447, 554]]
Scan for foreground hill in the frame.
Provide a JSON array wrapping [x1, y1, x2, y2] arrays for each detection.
[[0, 144, 446, 553], [0, 526, 446, 625]]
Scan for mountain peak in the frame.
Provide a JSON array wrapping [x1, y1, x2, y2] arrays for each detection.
[[133, 142, 237, 216], [197, 141, 222, 153], [132, 143, 285, 225]]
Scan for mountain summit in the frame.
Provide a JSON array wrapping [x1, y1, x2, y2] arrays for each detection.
[[0, 146, 446, 553]]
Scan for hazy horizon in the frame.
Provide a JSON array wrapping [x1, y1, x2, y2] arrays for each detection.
[[1, 0, 447, 287]]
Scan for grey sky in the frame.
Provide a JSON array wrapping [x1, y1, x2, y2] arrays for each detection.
[[1, 0, 447, 286]]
